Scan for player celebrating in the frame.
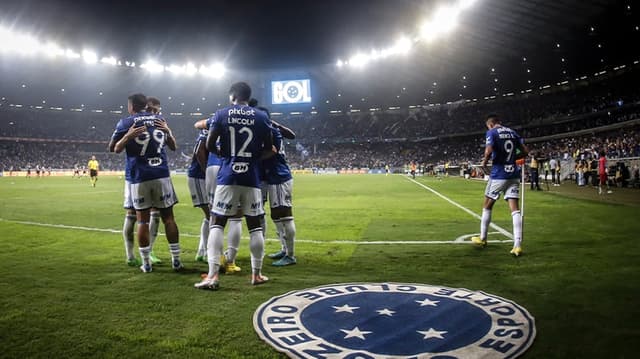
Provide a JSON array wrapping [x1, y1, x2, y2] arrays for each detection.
[[195, 82, 273, 290], [187, 126, 212, 262], [88, 155, 99, 187], [262, 112, 298, 267], [145, 97, 172, 264], [471, 114, 528, 256], [112, 93, 181, 273]]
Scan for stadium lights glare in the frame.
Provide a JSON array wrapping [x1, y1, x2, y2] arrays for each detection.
[[43, 42, 65, 57], [65, 49, 80, 59], [82, 50, 98, 64], [339, 0, 479, 68], [100, 56, 117, 66], [140, 60, 165, 74], [390, 37, 413, 55], [199, 63, 226, 78], [0, 26, 228, 79], [349, 53, 370, 67], [421, 5, 460, 41]]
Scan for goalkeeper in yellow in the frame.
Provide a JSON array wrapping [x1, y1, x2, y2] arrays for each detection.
[[88, 155, 99, 187]]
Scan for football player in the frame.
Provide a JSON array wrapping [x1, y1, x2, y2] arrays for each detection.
[[195, 82, 273, 290], [260, 107, 298, 267], [194, 117, 243, 273], [472, 114, 528, 256], [111, 93, 181, 273], [187, 125, 212, 262]]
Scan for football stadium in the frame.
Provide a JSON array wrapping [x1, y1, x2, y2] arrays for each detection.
[[1, 0, 639, 358]]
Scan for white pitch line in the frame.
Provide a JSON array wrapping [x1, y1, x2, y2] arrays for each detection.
[[405, 177, 513, 240], [0, 218, 504, 245]]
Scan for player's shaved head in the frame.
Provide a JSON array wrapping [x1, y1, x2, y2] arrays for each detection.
[[128, 93, 147, 113], [229, 82, 252, 103]]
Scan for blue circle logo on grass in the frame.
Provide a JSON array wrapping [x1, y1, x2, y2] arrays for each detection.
[[254, 283, 536, 358]]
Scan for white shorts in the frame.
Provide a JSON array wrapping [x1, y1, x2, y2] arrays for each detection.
[[205, 165, 220, 208], [268, 179, 293, 208], [187, 176, 208, 207], [212, 185, 264, 217], [485, 178, 520, 201], [131, 177, 179, 210], [123, 180, 134, 210]]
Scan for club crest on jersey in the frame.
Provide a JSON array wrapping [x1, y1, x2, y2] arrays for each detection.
[[254, 283, 536, 358], [232, 162, 250, 174]]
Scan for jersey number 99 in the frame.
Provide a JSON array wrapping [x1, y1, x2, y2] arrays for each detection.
[[135, 129, 166, 156]]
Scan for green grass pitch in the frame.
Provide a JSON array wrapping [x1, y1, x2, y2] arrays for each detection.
[[0, 174, 638, 358]]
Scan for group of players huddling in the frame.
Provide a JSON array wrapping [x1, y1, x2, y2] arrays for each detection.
[[108, 82, 297, 290]]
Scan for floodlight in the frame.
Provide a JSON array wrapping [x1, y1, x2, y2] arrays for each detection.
[[42, 42, 65, 57], [140, 60, 165, 73], [349, 53, 370, 67], [65, 49, 81, 59], [457, 0, 478, 10], [100, 56, 117, 65], [391, 37, 412, 54], [167, 64, 185, 74], [199, 62, 226, 78], [336, 59, 344, 67], [184, 62, 197, 76], [82, 50, 98, 64], [421, 6, 460, 41]]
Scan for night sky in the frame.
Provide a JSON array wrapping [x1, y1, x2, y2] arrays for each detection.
[[0, 0, 638, 104]]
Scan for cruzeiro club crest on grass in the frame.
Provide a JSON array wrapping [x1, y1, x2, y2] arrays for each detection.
[[254, 283, 536, 358]]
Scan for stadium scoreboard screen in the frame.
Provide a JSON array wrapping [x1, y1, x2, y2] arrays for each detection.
[[271, 79, 312, 105]]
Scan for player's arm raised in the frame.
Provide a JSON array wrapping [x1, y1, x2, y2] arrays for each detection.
[[107, 138, 116, 152], [194, 139, 208, 171], [206, 127, 221, 156], [271, 120, 296, 139], [114, 126, 146, 153], [194, 119, 208, 129], [154, 119, 177, 151], [261, 130, 276, 160]]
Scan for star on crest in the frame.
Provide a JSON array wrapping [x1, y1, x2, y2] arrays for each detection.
[[340, 326, 373, 340], [417, 328, 448, 340], [415, 298, 440, 307], [376, 308, 396, 316], [332, 304, 360, 313]]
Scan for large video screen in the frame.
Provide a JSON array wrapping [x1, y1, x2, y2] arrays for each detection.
[[271, 79, 312, 105]]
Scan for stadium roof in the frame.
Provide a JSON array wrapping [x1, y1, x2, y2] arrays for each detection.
[[0, 0, 638, 110]]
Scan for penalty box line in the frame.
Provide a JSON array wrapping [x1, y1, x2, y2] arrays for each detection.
[[0, 218, 507, 245], [405, 177, 514, 240]]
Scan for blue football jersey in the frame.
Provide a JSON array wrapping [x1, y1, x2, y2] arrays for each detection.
[[205, 117, 222, 167], [264, 127, 293, 185], [212, 105, 272, 188], [111, 112, 170, 184], [187, 130, 207, 179], [485, 125, 523, 179]]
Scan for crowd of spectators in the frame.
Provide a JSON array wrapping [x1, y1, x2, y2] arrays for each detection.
[[1, 70, 640, 173]]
